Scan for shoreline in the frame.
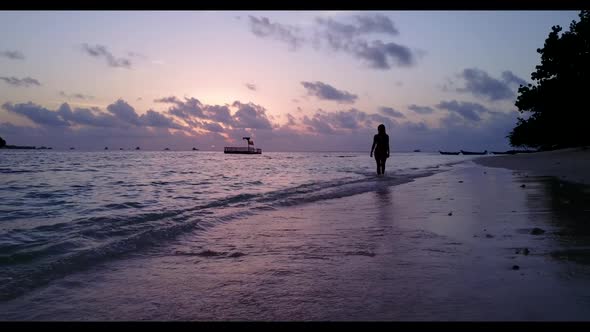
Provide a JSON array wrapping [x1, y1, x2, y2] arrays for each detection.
[[2, 162, 590, 320], [474, 147, 590, 185]]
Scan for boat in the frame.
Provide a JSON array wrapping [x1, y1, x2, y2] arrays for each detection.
[[439, 151, 460, 155], [413, 149, 421, 152], [460, 150, 487, 155], [192, 147, 199, 151], [224, 137, 262, 154], [491, 150, 537, 155]]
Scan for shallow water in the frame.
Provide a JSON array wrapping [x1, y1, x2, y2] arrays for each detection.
[[0, 150, 480, 301], [2, 163, 590, 320]]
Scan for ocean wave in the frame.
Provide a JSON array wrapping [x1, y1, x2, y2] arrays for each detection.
[[0, 155, 445, 301]]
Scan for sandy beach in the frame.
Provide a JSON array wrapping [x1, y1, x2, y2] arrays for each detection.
[[475, 148, 590, 185], [2, 151, 590, 320]]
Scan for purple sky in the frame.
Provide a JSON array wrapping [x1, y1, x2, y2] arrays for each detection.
[[0, 11, 580, 151]]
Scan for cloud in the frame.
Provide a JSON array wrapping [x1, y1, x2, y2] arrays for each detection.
[[315, 14, 398, 49], [455, 68, 528, 101], [139, 109, 183, 129], [106, 99, 141, 125], [157, 96, 273, 131], [1, 97, 519, 152], [3, 100, 184, 132], [315, 15, 416, 69], [245, 83, 257, 91], [202, 122, 225, 133], [302, 113, 335, 134], [127, 51, 147, 59], [0, 76, 41, 87], [248, 16, 305, 50], [56, 103, 120, 128], [301, 81, 358, 103], [501, 70, 528, 87], [436, 100, 490, 122], [407, 104, 435, 114], [204, 105, 233, 124], [302, 108, 383, 134], [0, 50, 25, 60], [379, 107, 405, 118], [286, 113, 297, 126], [59, 91, 94, 100], [351, 40, 415, 69], [154, 96, 183, 105], [3, 102, 70, 126], [231, 101, 273, 129], [247, 14, 417, 71], [81, 44, 132, 69]]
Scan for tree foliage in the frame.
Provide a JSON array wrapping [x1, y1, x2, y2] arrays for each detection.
[[509, 11, 590, 149]]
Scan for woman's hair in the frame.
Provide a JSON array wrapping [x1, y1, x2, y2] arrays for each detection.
[[377, 124, 386, 134]]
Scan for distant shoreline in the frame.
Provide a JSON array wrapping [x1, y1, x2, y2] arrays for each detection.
[[474, 147, 590, 185]]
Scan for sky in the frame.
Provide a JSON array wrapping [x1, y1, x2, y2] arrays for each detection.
[[0, 10, 580, 151]]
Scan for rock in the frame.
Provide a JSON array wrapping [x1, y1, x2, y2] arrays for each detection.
[[458, 180, 464, 183], [520, 184, 526, 188], [530, 227, 545, 235], [485, 234, 494, 238], [512, 265, 520, 270], [523, 248, 530, 255], [436, 198, 441, 200], [448, 212, 453, 216], [483, 171, 487, 174]]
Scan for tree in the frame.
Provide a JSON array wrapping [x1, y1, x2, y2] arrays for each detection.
[[0, 136, 5, 148], [508, 11, 590, 149]]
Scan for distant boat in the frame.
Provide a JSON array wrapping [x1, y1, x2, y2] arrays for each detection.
[[439, 151, 460, 155], [192, 147, 199, 151], [491, 150, 537, 155], [136, 147, 140, 150], [119, 148, 124, 150], [413, 149, 421, 152], [461, 150, 487, 155], [164, 148, 170, 151], [104, 147, 109, 150], [70, 147, 75, 150], [224, 137, 262, 154]]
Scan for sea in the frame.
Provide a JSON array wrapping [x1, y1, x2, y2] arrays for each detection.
[[0, 150, 481, 302]]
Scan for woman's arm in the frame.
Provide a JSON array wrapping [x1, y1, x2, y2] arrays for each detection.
[[370, 136, 376, 157], [386, 135, 390, 158]]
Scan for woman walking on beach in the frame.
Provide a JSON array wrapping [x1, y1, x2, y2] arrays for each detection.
[[370, 124, 390, 176]]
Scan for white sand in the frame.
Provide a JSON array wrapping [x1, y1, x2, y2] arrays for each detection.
[[475, 148, 590, 185]]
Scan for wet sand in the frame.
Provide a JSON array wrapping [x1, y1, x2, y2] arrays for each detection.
[[2, 162, 590, 320], [475, 148, 590, 185]]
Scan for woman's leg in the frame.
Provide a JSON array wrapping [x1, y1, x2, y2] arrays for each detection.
[[375, 158, 381, 175], [380, 158, 387, 175]]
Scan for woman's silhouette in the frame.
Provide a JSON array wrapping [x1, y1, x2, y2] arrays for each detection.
[[370, 124, 390, 175]]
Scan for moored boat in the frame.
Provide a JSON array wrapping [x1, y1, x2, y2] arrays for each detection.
[[460, 150, 487, 155], [224, 137, 262, 154]]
